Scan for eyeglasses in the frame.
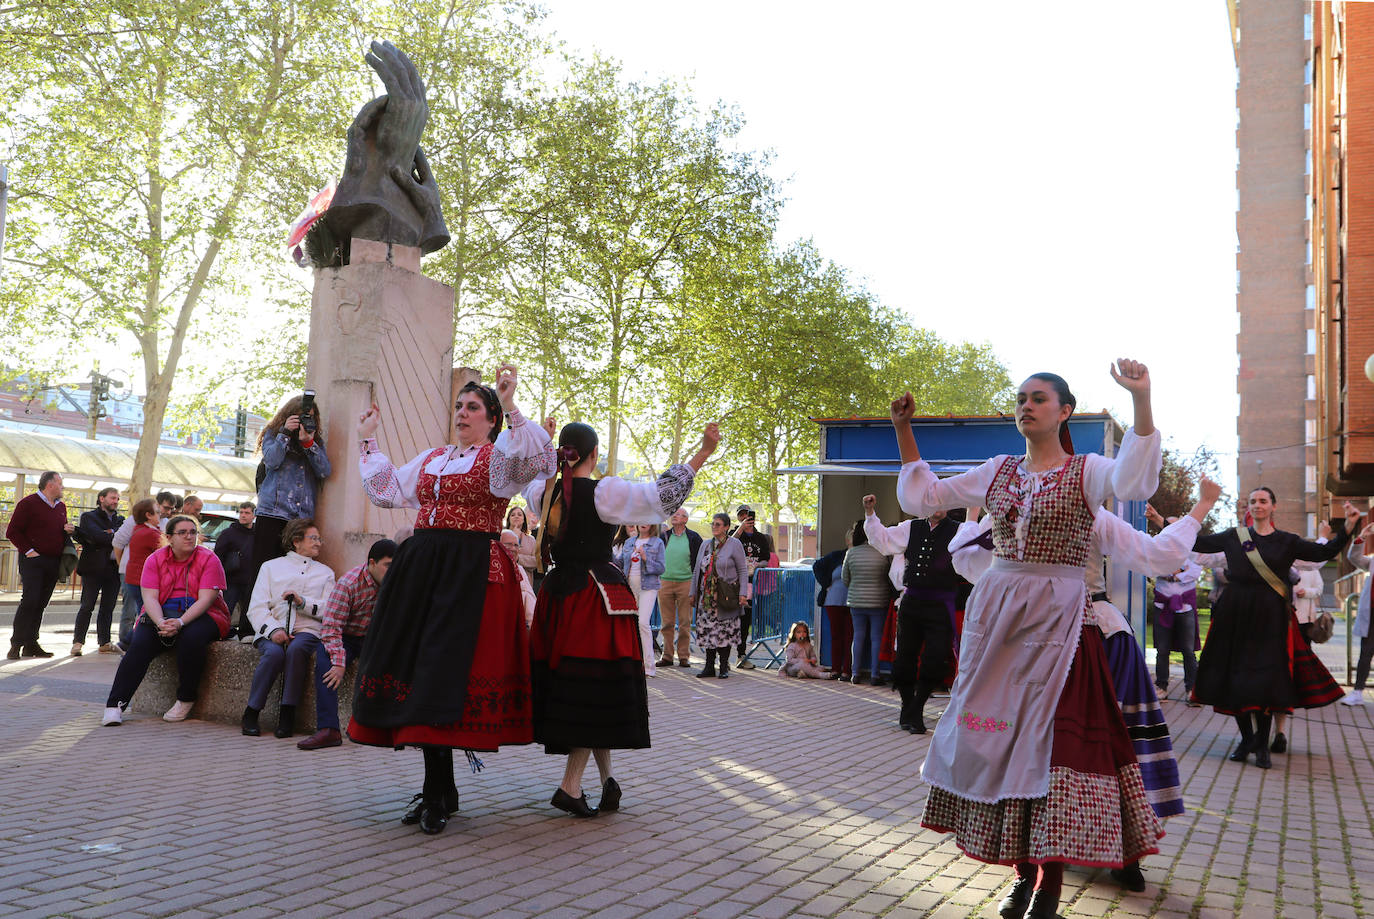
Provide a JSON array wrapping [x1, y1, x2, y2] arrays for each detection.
[[303, 534, 323, 542], [171, 529, 198, 537]]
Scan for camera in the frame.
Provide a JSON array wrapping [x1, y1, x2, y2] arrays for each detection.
[[300, 390, 317, 435]]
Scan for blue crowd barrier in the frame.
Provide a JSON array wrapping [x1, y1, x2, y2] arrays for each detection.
[[748, 567, 818, 669]]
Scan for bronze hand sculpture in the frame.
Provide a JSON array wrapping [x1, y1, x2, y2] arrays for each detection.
[[305, 41, 449, 267]]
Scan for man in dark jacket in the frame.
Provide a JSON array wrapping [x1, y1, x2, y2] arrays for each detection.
[[72, 487, 125, 655], [731, 506, 774, 670], [657, 508, 703, 667], [6, 470, 76, 658], [214, 502, 257, 638]]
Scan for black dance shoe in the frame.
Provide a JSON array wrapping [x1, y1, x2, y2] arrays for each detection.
[[1228, 739, 1252, 763], [402, 789, 460, 825], [600, 777, 621, 812], [1253, 746, 1273, 769], [551, 788, 597, 818], [695, 666, 716, 679], [241, 707, 261, 737], [418, 796, 449, 835], [997, 877, 1034, 918], [1110, 863, 1146, 892], [1270, 732, 1288, 754], [1025, 889, 1061, 919]]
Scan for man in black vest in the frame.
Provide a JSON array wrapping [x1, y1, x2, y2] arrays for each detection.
[[863, 495, 967, 733], [72, 487, 125, 655]]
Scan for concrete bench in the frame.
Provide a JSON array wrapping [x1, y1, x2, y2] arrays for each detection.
[[128, 640, 356, 734]]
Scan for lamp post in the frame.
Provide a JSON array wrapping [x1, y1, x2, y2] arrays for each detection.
[[0, 163, 9, 287]]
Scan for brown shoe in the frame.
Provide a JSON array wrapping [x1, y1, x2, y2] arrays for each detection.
[[655, 657, 673, 668], [296, 728, 342, 750]]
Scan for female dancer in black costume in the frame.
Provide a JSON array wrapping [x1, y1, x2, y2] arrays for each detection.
[[1190, 487, 1357, 768], [526, 420, 719, 816]]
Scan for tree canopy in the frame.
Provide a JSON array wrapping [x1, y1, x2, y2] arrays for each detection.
[[0, 0, 1015, 524]]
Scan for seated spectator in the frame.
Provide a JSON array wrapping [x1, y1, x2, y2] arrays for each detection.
[[297, 538, 396, 751], [501, 529, 537, 627], [242, 518, 335, 739], [779, 621, 832, 679], [101, 514, 231, 726]]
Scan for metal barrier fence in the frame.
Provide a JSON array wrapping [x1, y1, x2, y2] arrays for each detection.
[[746, 567, 818, 669]]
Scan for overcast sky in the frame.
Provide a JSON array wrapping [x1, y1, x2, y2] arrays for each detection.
[[546, 0, 1242, 482]]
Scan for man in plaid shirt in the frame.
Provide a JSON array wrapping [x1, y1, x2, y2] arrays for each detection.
[[298, 538, 397, 750]]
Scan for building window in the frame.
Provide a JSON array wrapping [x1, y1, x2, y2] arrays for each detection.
[[1305, 12, 1313, 41], [1307, 194, 1313, 221], [1307, 375, 1317, 400], [1307, 419, 1317, 442], [1306, 148, 1313, 176], [1307, 284, 1316, 309], [1307, 328, 1316, 355], [1307, 465, 1317, 493], [1308, 514, 1317, 538], [1306, 60, 1313, 85], [1305, 100, 1312, 125]]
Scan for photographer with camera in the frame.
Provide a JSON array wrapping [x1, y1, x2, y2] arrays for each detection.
[[249, 393, 331, 597]]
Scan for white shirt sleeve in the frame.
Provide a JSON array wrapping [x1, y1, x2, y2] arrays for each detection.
[[112, 516, 136, 572], [1093, 511, 1200, 577], [896, 457, 1000, 517], [864, 515, 910, 556], [1194, 551, 1227, 569], [1079, 427, 1163, 506], [489, 414, 557, 499], [359, 446, 430, 510], [593, 466, 696, 526], [950, 517, 994, 583]]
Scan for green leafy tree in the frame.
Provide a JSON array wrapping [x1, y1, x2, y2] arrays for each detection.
[[1149, 446, 1226, 533], [0, 0, 358, 496]]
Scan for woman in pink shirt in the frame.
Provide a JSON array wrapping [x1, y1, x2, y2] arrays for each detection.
[[102, 514, 230, 726]]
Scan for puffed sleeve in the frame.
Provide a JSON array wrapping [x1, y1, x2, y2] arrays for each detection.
[[1080, 427, 1163, 506], [896, 458, 1000, 518], [592, 465, 696, 526], [1094, 510, 1200, 576], [864, 515, 909, 556], [359, 442, 428, 510], [950, 517, 994, 583], [489, 411, 557, 499], [1194, 550, 1226, 568]]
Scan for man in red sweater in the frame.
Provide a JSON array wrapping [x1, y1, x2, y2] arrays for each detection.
[[6, 471, 75, 659]]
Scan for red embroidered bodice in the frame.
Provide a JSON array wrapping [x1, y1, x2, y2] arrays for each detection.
[[984, 453, 1094, 567], [414, 444, 510, 533]]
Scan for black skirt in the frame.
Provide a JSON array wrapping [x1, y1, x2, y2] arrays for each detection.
[[352, 529, 494, 729]]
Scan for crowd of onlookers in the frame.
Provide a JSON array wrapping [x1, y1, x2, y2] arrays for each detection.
[[8, 395, 881, 748]]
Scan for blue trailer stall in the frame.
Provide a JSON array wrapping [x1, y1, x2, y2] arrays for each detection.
[[776, 414, 1151, 667]]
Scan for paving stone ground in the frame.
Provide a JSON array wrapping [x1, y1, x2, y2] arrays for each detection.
[[1, 622, 1371, 919]]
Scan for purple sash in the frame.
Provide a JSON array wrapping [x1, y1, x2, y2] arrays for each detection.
[[1153, 588, 1200, 650]]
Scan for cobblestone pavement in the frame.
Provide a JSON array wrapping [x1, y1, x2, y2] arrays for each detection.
[[0, 625, 1370, 919]]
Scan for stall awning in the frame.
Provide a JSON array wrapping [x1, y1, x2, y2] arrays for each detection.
[[776, 460, 986, 477]]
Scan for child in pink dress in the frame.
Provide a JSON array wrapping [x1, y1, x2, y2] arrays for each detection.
[[779, 622, 831, 679]]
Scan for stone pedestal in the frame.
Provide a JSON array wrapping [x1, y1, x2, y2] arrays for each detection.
[[305, 238, 454, 578]]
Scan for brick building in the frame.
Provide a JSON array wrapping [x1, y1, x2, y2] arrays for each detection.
[[1311, 2, 1374, 508], [1232, 0, 1319, 532]]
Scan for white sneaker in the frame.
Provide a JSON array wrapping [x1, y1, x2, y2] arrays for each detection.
[[71, 642, 83, 657], [162, 700, 194, 722], [1340, 689, 1366, 706], [101, 707, 122, 726]]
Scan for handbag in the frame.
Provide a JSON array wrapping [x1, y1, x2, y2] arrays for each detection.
[[704, 541, 741, 615], [1310, 609, 1336, 644]]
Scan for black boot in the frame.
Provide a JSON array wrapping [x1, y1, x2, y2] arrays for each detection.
[[1253, 713, 1273, 769], [696, 649, 717, 678], [241, 706, 261, 737], [1229, 713, 1254, 762], [998, 876, 1034, 918], [1025, 889, 1060, 919], [417, 746, 453, 834], [717, 647, 731, 679], [911, 679, 934, 734], [1110, 861, 1146, 891], [274, 704, 296, 738]]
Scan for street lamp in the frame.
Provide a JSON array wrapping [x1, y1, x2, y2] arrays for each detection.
[[0, 163, 9, 287]]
